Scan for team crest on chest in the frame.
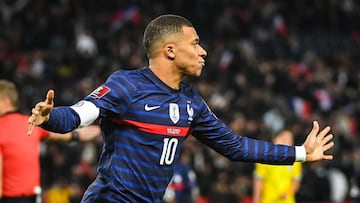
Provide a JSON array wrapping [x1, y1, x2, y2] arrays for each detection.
[[169, 103, 180, 124]]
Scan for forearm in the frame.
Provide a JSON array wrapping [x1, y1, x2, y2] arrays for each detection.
[[231, 137, 298, 164], [41, 106, 81, 133]]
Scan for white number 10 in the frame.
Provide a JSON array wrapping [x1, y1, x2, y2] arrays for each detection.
[[159, 138, 178, 165]]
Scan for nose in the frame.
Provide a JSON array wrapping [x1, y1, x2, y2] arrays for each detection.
[[199, 45, 207, 58]]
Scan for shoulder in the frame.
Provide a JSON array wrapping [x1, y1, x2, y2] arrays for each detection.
[[109, 67, 147, 79], [0, 112, 28, 122], [102, 68, 146, 88], [293, 162, 302, 169], [104, 68, 149, 88], [87, 68, 149, 101]]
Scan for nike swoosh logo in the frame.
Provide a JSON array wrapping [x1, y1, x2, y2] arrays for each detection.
[[145, 104, 161, 111]]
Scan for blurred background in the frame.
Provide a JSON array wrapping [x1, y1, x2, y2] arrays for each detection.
[[1, 0, 360, 202]]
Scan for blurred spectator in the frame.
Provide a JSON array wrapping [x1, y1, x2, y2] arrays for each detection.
[[164, 151, 199, 203], [296, 161, 331, 202], [327, 167, 348, 203], [0, 80, 100, 203], [253, 130, 302, 203], [43, 178, 77, 203]]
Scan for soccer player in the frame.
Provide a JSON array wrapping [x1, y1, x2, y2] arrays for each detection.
[[28, 14, 334, 203], [164, 151, 198, 203], [253, 130, 302, 203], [0, 80, 100, 203]]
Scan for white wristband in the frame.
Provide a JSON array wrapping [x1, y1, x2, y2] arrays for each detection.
[[295, 146, 306, 162]]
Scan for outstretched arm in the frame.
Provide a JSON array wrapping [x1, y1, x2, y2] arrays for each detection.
[[28, 89, 100, 135], [28, 90, 54, 135], [302, 121, 334, 162]]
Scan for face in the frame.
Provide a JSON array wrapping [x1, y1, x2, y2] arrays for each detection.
[[0, 97, 9, 116], [0, 98, 4, 116], [172, 26, 207, 77]]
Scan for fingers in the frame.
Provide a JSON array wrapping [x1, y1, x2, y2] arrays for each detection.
[[322, 140, 334, 152], [27, 90, 54, 135], [321, 133, 333, 146], [304, 121, 335, 162], [316, 126, 331, 141], [305, 121, 320, 145], [321, 133, 334, 160], [27, 123, 34, 136], [322, 154, 333, 160], [303, 121, 320, 151], [317, 125, 334, 160], [309, 121, 320, 139], [32, 101, 46, 116], [40, 90, 54, 117], [46, 90, 54, 105]]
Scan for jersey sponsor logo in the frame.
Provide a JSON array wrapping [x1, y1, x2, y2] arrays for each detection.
[[89, 86, 110, 99], [145, 104, 161, 111], [167, 128, 181, 135], [169, 103, 179, 124]]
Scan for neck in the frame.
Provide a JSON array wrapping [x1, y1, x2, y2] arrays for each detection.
[[149, 60, 182, 90], [0, 107, 17, 117], [0, 109, 17, 117]]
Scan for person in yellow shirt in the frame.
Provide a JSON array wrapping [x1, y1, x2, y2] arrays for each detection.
[[44, 178, 75, 203], [253, 130, 302, 203]]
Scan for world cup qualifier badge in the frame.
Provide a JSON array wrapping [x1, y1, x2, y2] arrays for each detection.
[[89, 86, 111, 98]]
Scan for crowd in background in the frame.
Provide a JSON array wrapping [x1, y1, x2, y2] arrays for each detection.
[[1, 0, 360, 202]]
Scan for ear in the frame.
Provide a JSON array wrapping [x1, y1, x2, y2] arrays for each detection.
[[164, 44, 175, 60]]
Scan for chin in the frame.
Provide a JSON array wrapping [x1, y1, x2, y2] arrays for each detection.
[[197, 68, 204, 76], [184, 67, 203, 77], [191, 70, 202, 78]]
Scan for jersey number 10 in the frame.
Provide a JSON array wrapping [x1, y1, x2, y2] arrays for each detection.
[[160, 138, 178, 165]]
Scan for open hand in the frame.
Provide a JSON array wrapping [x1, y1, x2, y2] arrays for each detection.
[[303, 121, 334, 162], [27, 90, 54, 135]]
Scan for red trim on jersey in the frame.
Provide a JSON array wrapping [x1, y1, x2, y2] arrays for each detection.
[[111, 119, 190, 137]]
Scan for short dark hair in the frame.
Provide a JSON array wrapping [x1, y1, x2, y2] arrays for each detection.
[[143, 14, 193, 57]]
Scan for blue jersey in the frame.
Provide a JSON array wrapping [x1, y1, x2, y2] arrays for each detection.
[[42, 67, 296, 202], [169, 161, 197, 203]]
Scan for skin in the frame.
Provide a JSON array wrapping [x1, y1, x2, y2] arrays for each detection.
[[149, 26, 207, 90], [28, 25, 334, 162]]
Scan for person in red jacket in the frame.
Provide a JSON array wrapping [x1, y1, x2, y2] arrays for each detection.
[[0, 79, 99, 203]]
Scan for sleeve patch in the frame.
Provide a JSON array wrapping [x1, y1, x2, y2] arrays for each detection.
[[89, 86, 111, 98]]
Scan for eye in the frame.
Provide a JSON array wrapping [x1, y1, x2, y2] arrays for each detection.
[[193, 41, 199, 47], [193, 39, 200, 46]]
